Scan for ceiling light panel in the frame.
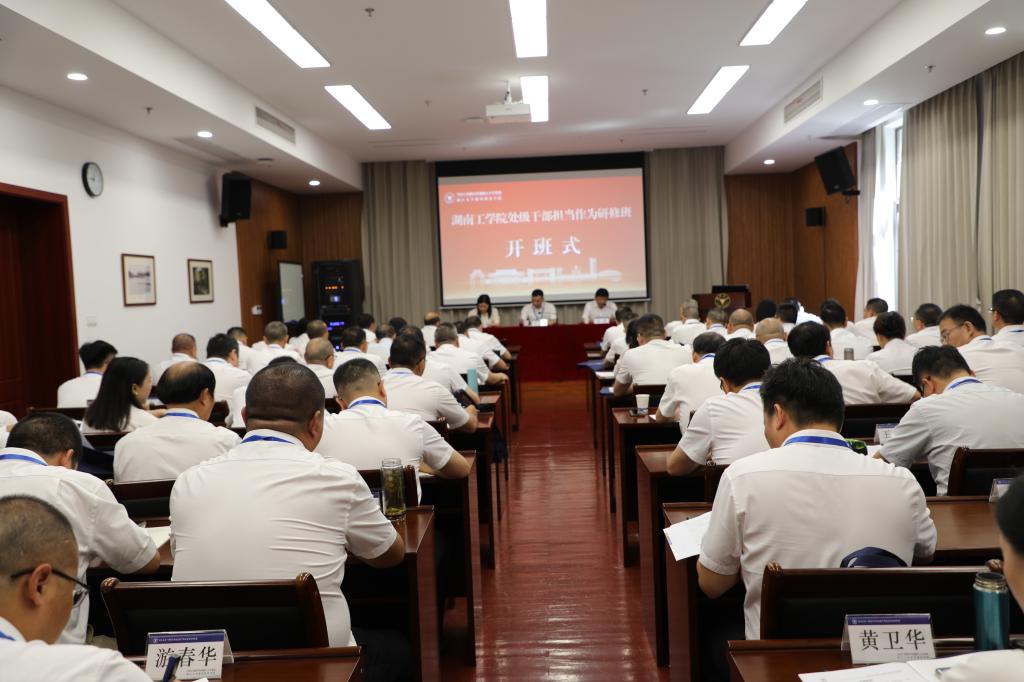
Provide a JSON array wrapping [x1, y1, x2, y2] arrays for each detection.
[[520, 75, 549, 122], [509, 0, 547, 58], [223, 0, 329, 68], [687, 65, 750, 115], [740, 0, 808, 46], [324, 85, 392, 130]]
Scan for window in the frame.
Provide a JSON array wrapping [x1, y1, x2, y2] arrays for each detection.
[[871, 117, 903, 307]]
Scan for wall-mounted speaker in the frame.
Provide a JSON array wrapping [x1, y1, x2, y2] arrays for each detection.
[[219, 172, 251, 226], [806, 207, 825, 227], [267, 230, 288, 250], [814, 147, 857, 195]]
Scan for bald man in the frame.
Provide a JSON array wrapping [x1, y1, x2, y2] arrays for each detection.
[[305, 337, 338, 399], [170, 363, 406, 664], [0, 496, 151, 681], [705, 308, 729, 338], [422, 312, 441, 348], [755, 318, 793, 365], [155, 332, 198, 383], [726, 309, 755, 340]]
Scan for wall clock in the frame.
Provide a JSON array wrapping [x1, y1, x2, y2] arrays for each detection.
[[82, 162, 104, 197]]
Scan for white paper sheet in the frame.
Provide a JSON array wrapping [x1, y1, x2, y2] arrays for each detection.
[[662, 512, 711, 561], [145, 525, 171, 549], [906, 654, 975, 679], [798, 662, 922, 682], [866, 445, 883, 458], [595, 371, 615, 380]]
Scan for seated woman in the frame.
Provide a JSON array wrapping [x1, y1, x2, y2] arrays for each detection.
[[82, 357, 161, 433], [475, 294, 501, 328]]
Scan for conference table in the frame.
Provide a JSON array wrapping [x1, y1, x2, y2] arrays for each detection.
[[489, 323, 612, 381], [130, 647, 363, 681]]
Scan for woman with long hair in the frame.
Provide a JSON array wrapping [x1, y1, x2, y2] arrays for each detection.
[[475, 294, 501, 328], [82, 357, 159, 433]]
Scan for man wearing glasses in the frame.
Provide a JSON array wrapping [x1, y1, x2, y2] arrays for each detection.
[[0, 413, 160, 643], [938, 304, 1024, 393], [0, 495, 151, 680]]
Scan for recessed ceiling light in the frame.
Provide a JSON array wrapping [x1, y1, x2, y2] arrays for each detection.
[[223, 0, 329, 68], [740, 0, 808, 46], [509, 0, 547, 58], [66, 72, 88, 81], [985, 26, 1007, 36], [324, 85, 391, 130], [308, 179, 321, 187], [863, 99, 880, 106], [197, 130, 214, 138], [520, 75, 549, 122], [687, 65, 750, 115], [763, 159, 776, 166]]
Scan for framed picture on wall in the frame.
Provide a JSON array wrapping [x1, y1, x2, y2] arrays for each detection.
[[121, 254, 157, 306], [187, 258, 214, 303]]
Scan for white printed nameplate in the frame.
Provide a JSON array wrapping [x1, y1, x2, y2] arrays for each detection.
[[990, 478, 1013, 502], [594, 318, 610, 325], [841, 614, 935, 664], [874, 424, 898, 445], [144, 630, 233, 680]]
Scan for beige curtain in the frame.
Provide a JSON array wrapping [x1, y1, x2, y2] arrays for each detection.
[[854, 127, 877, 312], [898, 77, 979, 314], [979, 52, 1024, 319]]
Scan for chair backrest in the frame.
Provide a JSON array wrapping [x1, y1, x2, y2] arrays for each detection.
[[324, 398, 341, 414], [84, 431, 129, 451], [703, 464, 727, 502], [27, 406, 86, 420], [947, 447, 1024, 496], [894, 374, 916, 386], [358, 465, 418, 507], [759, 564, 1024, 639], [100, 573, 329, 656], [106, 478, 175, 519], [840, 403, 912, 438]]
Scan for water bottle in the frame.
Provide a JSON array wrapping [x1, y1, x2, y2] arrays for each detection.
[[380, 458, 406, 521], [467, 367, 479, 394], [974, 571, 1009, 650]]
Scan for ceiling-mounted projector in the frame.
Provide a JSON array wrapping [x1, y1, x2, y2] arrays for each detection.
[[485, 82, 531, 123]]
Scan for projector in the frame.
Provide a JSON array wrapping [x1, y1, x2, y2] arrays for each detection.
[[485, 101, 532, 124]]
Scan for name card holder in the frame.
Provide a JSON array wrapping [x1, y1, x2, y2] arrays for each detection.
[[841, 614, 935, 664], [990, 478, 1013, 502], [874, 424, 898, 445], [144, 630, 233, 681], [531, 318, 549, 327], [593, 317, 610, 325]]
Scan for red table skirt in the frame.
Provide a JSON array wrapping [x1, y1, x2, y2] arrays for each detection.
[[490, 323, 613, 381]]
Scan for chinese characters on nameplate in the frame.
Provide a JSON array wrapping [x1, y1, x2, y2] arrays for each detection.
[[144, 630, 233, 681], [841, 614, 936, 664]]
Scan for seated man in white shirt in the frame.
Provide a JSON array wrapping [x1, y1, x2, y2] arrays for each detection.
[[775, 301, 798, 334], [603, 312, 638, 368], [519, 288, 558, 326], [249, 321, 303, 374], [229, 356, 299, 428], [940, 304, 1024, 393], [671, 299, 706, 346], [334, 326, 388, 374], [878, 346, 1024, 495], [725, 309, 755, 340], [227, 326, 259, 374], [613, 315, 690, 396], [787, 322, 919, 405], [991, 288, 1024, 348], [465, 316, 512, 362], [170, 363, 407, 673], [305, 338, 338, 399], [655, 332, 725, 426], [821, 300, 873, 360], [664, 303, 686, 337], [57, 340, 117, 408], [434, 324, 507, 385], [865, 312, 917, 375], [0, 496, 152, 682], [293, 319, 329, 358], [904, 303, 943, 349], [852, 297, 889, 341], [943, 478, 1024, 681], [320, 358, 471, 502], [698, 358, 936, 643], [422, 312, 441, 349], [367, 323, 396, 363], [400, 327, 479, 404], [154, 333, 198, 384], [114, 363, 240, 482], [384, 335, 477, 432], [755, 318, 792, 365], [601, 306, 633, 352], [582, 287, 617, 324], [0, 414, 160, 642], [456, 321, 507, 371], [667, 339, 770, 475], [204, 333, 251, 403], [356, 313, 379, 343], [705, 308, 729, 338]]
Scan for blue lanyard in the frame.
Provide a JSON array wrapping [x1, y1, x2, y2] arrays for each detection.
[[948, 377, 983, 390], [343, 348, 361, 353], [389, 369, 413, 376], [0, 453, 46, 465], [0, 630, 14, 641], [783, 435, 850, 449], [815, 355, 832, 363], [700, 353, 716, 361], [86, 371, 103, 376], [240, 435, 295, 445], [349, 398, 386, 409], [163, 411, 200, 419], [207, 358, 227, 364], [742, 383, 761, 392]]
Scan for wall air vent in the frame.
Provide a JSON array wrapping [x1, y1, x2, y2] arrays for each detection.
[[784, 78, 823, 124], [255, 106, 296, 143]]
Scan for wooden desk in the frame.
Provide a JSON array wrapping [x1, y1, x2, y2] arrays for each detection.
[[506, 347, 522, 430], [477, 385, 512, 472], [446, 413, 499, 567], [929, 496, 1000, 564], [577, 359, 609, 451], [489, 323, 610, 381], [130, 647, 363, 682], [600, 392, 633, 509], [611, 408, 681, 566]]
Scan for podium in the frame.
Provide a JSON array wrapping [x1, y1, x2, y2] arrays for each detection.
[[693, 285, 752, 319]]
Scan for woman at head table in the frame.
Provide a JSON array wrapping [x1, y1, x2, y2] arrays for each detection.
[[475, 294, 501, 328]]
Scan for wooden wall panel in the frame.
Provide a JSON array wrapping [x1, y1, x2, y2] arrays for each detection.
[[724, 174, 795, 304], [298, 193, 363, 318]]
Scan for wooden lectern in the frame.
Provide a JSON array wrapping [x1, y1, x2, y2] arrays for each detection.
[[693, 286, 752, 319]]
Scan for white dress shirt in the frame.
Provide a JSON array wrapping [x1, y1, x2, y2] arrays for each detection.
[[795, 308, 823, 325], [113, 409, 240, 482], [236, 343, 260, 374], [319, 398, 455, 501], [604, 336, 630, 366], [367, 338, 393, 362], [476, 309, 502, 328], [706, 323, 728, 339], [943, 650, 1024, 682], [519, 302, 557, 325], [781, 322, 795, 334], [364, 329, 378, 343], [432, 344, 490, 382], [881, 378, 1024, 494], [422, 324, 439, 348], [56, 372, 102, 408], [468, 328, 509, 357], [680, 383, 768, 466], [699, 430, 936, 639], [815, 356, 918, 405], [288, 332, 310, 356], [762, 338, 792, 365], [851, 316, 879, 341], [582, 300, 618, 324], [615, 339, 691, 387], [229, 385, 248, 429], [0, 449, 157, 643], [457, 334, 501, 367], [155, 353, 196, 384], [602, 323, 626, 351], [382, 369, 471, 428], [204, 358, 250, 403], [308, 363, 337, 399], [905, 325, 941, 349], [82, 406, 158, 434], [658, 354, 722, 427], [865, 338, 917, 375], [994, 324, 1024, 348], [248, 343, 304, 374], [335, 347, 387, 374], [830, 327, 874, 360], [0, 616, 150, 682], [726, 327, 755, 341], [957, 335, 1024, 393], [170, 429, 398, 647], [670, 319, 706, 346], [423, 357, 469, 394]]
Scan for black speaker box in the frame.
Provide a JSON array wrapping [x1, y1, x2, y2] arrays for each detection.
[[806, 207, 825, 227], [219, 172, 251, 225], [267, 230, 288, 250], [814, 147, 856, 195]]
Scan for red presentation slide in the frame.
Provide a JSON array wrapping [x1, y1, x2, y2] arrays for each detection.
[[437, 168, 648, 306]]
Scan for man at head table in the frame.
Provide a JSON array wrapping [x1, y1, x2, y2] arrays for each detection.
[[581, 288, 617, 324], [519, 289, 558, 326]]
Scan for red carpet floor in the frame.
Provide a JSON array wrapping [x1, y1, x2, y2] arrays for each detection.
[[441, 380, 668, 681]]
